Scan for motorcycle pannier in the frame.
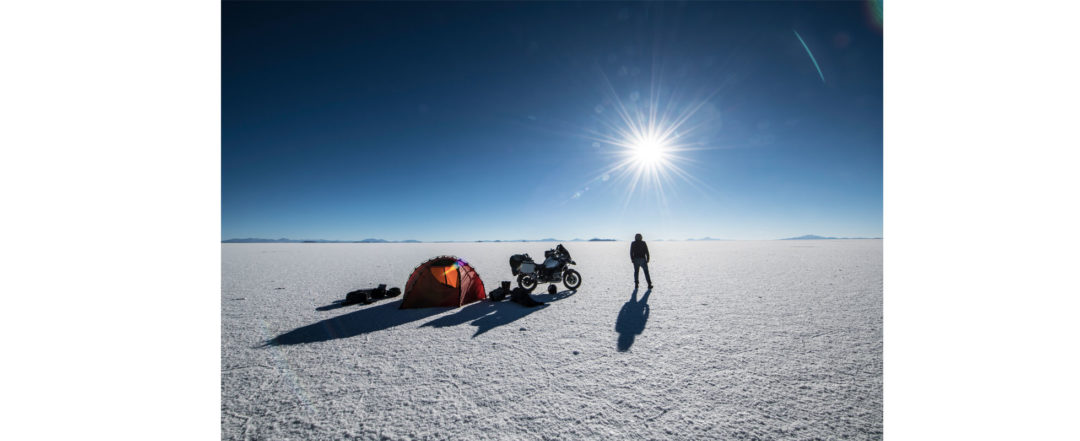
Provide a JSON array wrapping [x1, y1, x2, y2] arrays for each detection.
[[509, 254, 532, 275]]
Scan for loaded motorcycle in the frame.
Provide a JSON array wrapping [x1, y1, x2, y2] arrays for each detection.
[[509, 244, 582, 291]]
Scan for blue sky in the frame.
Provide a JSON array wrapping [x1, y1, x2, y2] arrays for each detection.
[[223, 1, 882, 241]]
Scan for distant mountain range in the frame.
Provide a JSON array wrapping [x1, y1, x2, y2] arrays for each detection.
[[224, 238, 602, 244], [473, 238, 567, 243], [222, 238, 420, 243], [780, 235, 882, 240]]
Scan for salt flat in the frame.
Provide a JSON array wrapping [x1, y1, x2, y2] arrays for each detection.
[[222, 240, 882, 440]]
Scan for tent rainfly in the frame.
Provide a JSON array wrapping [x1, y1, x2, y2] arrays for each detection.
[[400, 256, 486, 308]]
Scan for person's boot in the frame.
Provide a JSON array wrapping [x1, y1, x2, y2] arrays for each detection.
[[648, 283, 653, 289], [635, 281, 639, 288]]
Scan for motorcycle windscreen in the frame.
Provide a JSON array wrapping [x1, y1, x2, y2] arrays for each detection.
[[557, 245, 571, 260]]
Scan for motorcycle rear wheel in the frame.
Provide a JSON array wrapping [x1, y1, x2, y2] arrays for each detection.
[[517, 274, 538, 291], [563, 269, 582, 290]]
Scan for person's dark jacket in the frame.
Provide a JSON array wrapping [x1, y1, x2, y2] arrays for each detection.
[[630, 240, 650, 262]]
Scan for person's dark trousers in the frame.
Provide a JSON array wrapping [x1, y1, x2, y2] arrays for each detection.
[[632, 257, 652, 285]]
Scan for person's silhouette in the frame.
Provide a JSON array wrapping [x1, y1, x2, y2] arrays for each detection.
[[615, 288, 651, 351], [630, 233, 653, 288]]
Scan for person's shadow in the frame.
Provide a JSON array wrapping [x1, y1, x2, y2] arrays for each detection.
[[615, 288, 651, 352]]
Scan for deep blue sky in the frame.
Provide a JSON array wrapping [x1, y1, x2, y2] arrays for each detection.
[[223, 1, 882, 241]]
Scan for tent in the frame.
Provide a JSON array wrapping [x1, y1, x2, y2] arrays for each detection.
[[400, 256, 486, 308]]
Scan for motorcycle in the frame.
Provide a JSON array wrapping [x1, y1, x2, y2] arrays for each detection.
[[509, 244, 582, 291]]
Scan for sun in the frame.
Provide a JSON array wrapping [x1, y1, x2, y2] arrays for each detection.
[[582, 108, 705, 207], [575, 74, 717, 207], [631, 135, 669, 166]]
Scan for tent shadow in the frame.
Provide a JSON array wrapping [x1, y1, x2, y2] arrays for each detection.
[[421, 289, 577, 337], [470, 302, 547, 337], [265, 301, 444, 346], [420, 301, 497, 329], [615, 288, 651, 352]]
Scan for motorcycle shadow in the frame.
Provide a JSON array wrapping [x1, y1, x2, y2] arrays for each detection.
[[533, 288, 577, 302], [421, 289, 577, 337]]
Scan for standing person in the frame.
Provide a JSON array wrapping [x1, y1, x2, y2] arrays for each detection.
[[630, 233, 653, 289]]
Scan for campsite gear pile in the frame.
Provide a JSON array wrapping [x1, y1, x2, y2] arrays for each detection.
[[509, 244, 582, 291], [375, 249, 581, 311], [342, 284, 401, 305], [400, 256, 486, 308], [488, 281, 513, 302], [488, 281, 545, 307], [511, 287, 544, 307]]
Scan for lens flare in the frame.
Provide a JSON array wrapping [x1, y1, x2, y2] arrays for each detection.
[[793, 30, 825, 83]]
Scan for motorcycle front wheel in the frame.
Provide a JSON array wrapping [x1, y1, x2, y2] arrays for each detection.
[[517, 273, 538, 291], [563, 269, 582, 290]]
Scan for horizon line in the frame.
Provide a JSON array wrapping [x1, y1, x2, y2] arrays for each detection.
[[221, 235, 883, 243]]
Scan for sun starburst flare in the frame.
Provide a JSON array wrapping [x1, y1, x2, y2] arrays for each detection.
[[580, 75, 718, 208]]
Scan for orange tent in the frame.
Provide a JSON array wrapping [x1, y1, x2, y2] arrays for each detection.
[[400, 256, 486, 308]]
